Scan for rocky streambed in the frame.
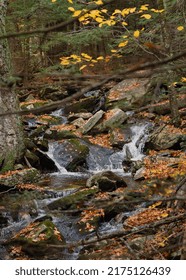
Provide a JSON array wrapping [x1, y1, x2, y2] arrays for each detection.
[[0, 77, 186, 260]]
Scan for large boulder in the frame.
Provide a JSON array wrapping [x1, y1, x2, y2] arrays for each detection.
[[106, 78, 151, 110], [6, 219, 65, 257], [52, 139, 89, 171], [86, 171, 127, 192], [0, 168, 40, 187], [145, 125, 183, 150]]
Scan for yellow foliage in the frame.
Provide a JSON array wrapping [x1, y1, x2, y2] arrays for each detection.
[[68, 7, 75, 12], [133, 30, 140, 38], [177, 26, 184, 31], [95, 0, 103, 5], [140, 4, 149, 11], [141, 14, 152, 19], [118, 40, 128, 47]]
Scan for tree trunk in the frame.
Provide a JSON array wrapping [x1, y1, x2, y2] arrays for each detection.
[[0, 0, 24, 172]]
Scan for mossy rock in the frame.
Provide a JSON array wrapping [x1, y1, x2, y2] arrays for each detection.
[[48, 187, 98, 210], [7, 219, 65, 257], [0, 168, 40, 187], [44, 129, 77, 140], [36, 115, 61, 126]]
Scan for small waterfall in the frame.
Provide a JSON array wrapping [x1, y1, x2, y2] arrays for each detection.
[[88, 122, 150, 172], [46, 123, 150, 174], [47, 142, 68, 173], [50, 108, 68, 124]]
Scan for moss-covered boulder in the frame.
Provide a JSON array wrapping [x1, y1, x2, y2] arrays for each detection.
[[6, 219, 65, 257], [48, 187, 98, 210], [0, 168, 40, 187]]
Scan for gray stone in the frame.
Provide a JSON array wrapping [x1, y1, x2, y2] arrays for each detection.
[[86, 170, 127, 192], [82, 110, 104, 134], [107, 78, 151, 110], [146, 125, 182, 150], [96, 108, 128, 132]]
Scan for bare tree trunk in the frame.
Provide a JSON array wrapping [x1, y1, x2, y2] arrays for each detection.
[[0, 0, 24, 172]]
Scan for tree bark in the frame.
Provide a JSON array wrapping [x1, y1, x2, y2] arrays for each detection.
[[0, 0, 24, 172]]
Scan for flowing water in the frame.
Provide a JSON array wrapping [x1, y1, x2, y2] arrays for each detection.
[[0, 117, 151, 259]]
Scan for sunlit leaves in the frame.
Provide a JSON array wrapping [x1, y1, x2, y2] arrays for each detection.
[[151, 8, 164, 13], [141, 14, 152, 19], [95, 0, 103, 5], [181, 77, 186, 82], [118, 40, 128, 47], [140, 4, 149, 11], [133, 30, 140, 38], [73, 10, 82, 17], [68, 7, 75, 12], [177, 26, 184, 31]]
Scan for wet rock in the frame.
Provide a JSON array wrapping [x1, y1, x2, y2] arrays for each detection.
[[0, 168, 40, 187], [107, 78, 151, 110], [48, 188, 98, 210], [6, 220, 65, 257], [35, 149, 58, 172], [52, 139, 89, 171], [145, 125, 182, 150], [86, 171, 127, 192], [82, 110, 104, 134], [110, 128, 130, 149]]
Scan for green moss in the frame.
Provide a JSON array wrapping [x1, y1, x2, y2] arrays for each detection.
[[48, 188, 98, 210], [0, 151, 16, 173]]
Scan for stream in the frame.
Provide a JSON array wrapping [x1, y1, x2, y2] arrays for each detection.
[[0, 108, 151, 259]]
